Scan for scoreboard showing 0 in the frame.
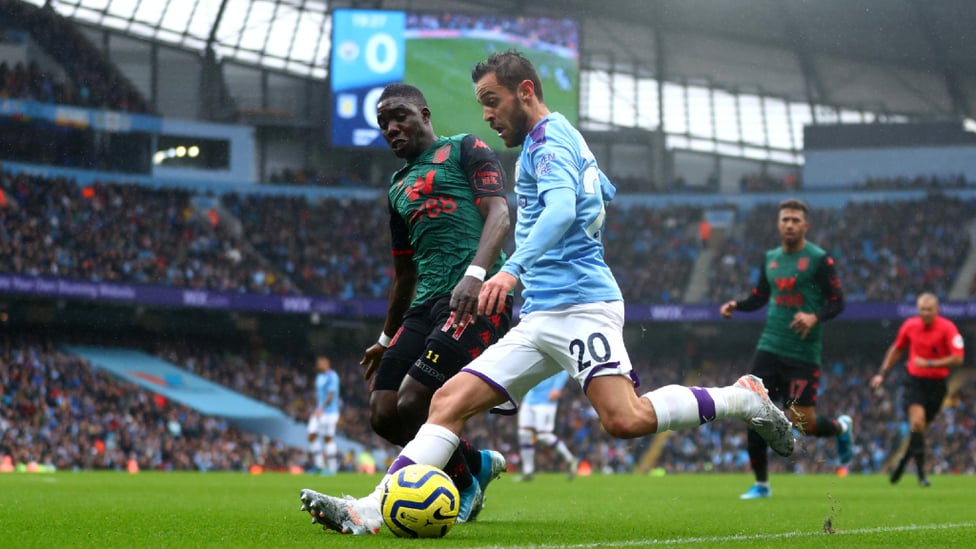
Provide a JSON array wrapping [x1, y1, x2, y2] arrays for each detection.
[[329, 9, 580, 149], [330, 10, 406, 147]]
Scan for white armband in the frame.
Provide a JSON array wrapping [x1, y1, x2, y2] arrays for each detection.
[[378, 332, 392, 347]]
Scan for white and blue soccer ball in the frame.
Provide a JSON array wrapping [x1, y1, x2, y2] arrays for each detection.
[[381, 464, 459, 538]]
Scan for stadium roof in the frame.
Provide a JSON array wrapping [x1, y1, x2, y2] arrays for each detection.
[[481, 0, 976, 118], [28, 0, 976, 118]]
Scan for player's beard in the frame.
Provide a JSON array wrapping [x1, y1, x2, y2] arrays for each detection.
[[506, 96, 532, 148]]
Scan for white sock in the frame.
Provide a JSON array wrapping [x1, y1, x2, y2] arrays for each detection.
[[325, 440, 339, 472], [399, 423, 459, 467], [642, 384, 738, 432], [553, 440, 575, 463], [521, 447, 536, 475], [370, 423, 460, 503], [309, 439, 325, 470]]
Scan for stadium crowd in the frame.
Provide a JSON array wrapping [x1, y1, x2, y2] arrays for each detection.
[[0, 0, 149, 113], [705, 193, 975, 304], [0, 333, 306, 472], [4, 329, 974, 478], [2, 169, 974, 304], [0, 169, 295, 295]]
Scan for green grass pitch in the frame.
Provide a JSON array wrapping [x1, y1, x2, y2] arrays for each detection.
[[3, 471, 975, 547], [405, 37, 579, 151]]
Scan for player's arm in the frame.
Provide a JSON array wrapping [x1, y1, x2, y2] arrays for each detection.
[[361, 206, 416, 380], [871, 342, 905, 388], [721, 261, 771, 317], [451, 135, 510, 324], [872, 320, 911, 388], [790, 254, 845, 338], [812, 254, 844, 322], [480, 140, 578, 315], [481, 187, 575, 316]]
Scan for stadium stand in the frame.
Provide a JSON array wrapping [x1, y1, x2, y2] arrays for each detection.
[[2, 0, 975, 483], [0, 0, 149, 112], [705, 194, 976, 304]]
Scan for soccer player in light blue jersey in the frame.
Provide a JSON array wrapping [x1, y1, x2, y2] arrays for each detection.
[[516, 370, 578, 481], [307, 356, 341, 475], [300, 51, 795, 535]]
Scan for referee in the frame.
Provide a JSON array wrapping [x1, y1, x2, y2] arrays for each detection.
[[870, 292, 965, 487]]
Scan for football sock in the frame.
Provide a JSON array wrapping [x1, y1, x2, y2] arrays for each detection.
[[812, 416, 841, 437], [553, 439, 575, 463], [324, 439, 339, 472], [642, 384, 738, 431], [445, 447, 473, 490], [309, 439, 325, 470], [519, 429, 536, 474], [910, 432, 926, 478], [458, 438, 483, 476], [747, 429, 770, 482], [372, 424, 460, 504], [391, 423, 459, 474]]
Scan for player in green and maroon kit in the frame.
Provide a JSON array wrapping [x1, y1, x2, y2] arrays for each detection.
[[720, 198, 850, 499], [357, 83, 511, 524]]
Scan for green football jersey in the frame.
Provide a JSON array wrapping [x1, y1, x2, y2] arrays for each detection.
[[388, 134, 507, 307], [756, 242, 832, 363]]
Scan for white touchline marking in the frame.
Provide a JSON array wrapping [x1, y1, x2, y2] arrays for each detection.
[[466, 522, 976, 548]]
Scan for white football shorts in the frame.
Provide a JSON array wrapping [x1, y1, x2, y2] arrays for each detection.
[[519, 403, 559, 433], [307, 411, 339, 438], [461, 301, 636, 414]]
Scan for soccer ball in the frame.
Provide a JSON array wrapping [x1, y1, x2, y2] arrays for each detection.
[[381, 464, 459, 538]]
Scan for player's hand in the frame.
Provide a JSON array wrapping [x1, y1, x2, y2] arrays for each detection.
[[479, 271, 517, 316], [360, 342, 387, 381], [790, 312, 818, 339], [719, 300, 737, 318], [869, 374, 884, 389], [450, 276, 482, 328]]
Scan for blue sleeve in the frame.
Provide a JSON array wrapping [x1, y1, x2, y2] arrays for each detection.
[[502, 186, 576, 278]]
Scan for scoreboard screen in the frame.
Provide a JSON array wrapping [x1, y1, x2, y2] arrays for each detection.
[[330, 9, 580, 149]]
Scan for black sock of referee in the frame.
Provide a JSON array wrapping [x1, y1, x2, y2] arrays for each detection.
[[909, 431, 926, 478]]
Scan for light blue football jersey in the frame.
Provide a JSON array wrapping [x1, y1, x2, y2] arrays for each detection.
[[503, 112, 622, 315], [315, 370, 341, 414], [523, 370, 570, 406]]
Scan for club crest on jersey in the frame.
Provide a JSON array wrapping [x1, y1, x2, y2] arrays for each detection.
[[433, 144, 452, 164], [797, 257, 809, 271], [769, 261, 778, 270]]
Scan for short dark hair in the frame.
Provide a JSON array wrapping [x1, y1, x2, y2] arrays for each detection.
[[471, 49, 544, 102], [778, 198, 809, 216], [378, 83, 428, 107]]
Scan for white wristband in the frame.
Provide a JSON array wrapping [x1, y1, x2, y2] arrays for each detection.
[[378, 332, 392, 347], [464, 265, 487, 281]]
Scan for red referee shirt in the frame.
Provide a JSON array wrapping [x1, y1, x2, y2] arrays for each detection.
[[894, 315, 964, 380]]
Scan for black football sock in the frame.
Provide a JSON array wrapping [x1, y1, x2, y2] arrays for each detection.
[[747, 429, 769, 483]]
